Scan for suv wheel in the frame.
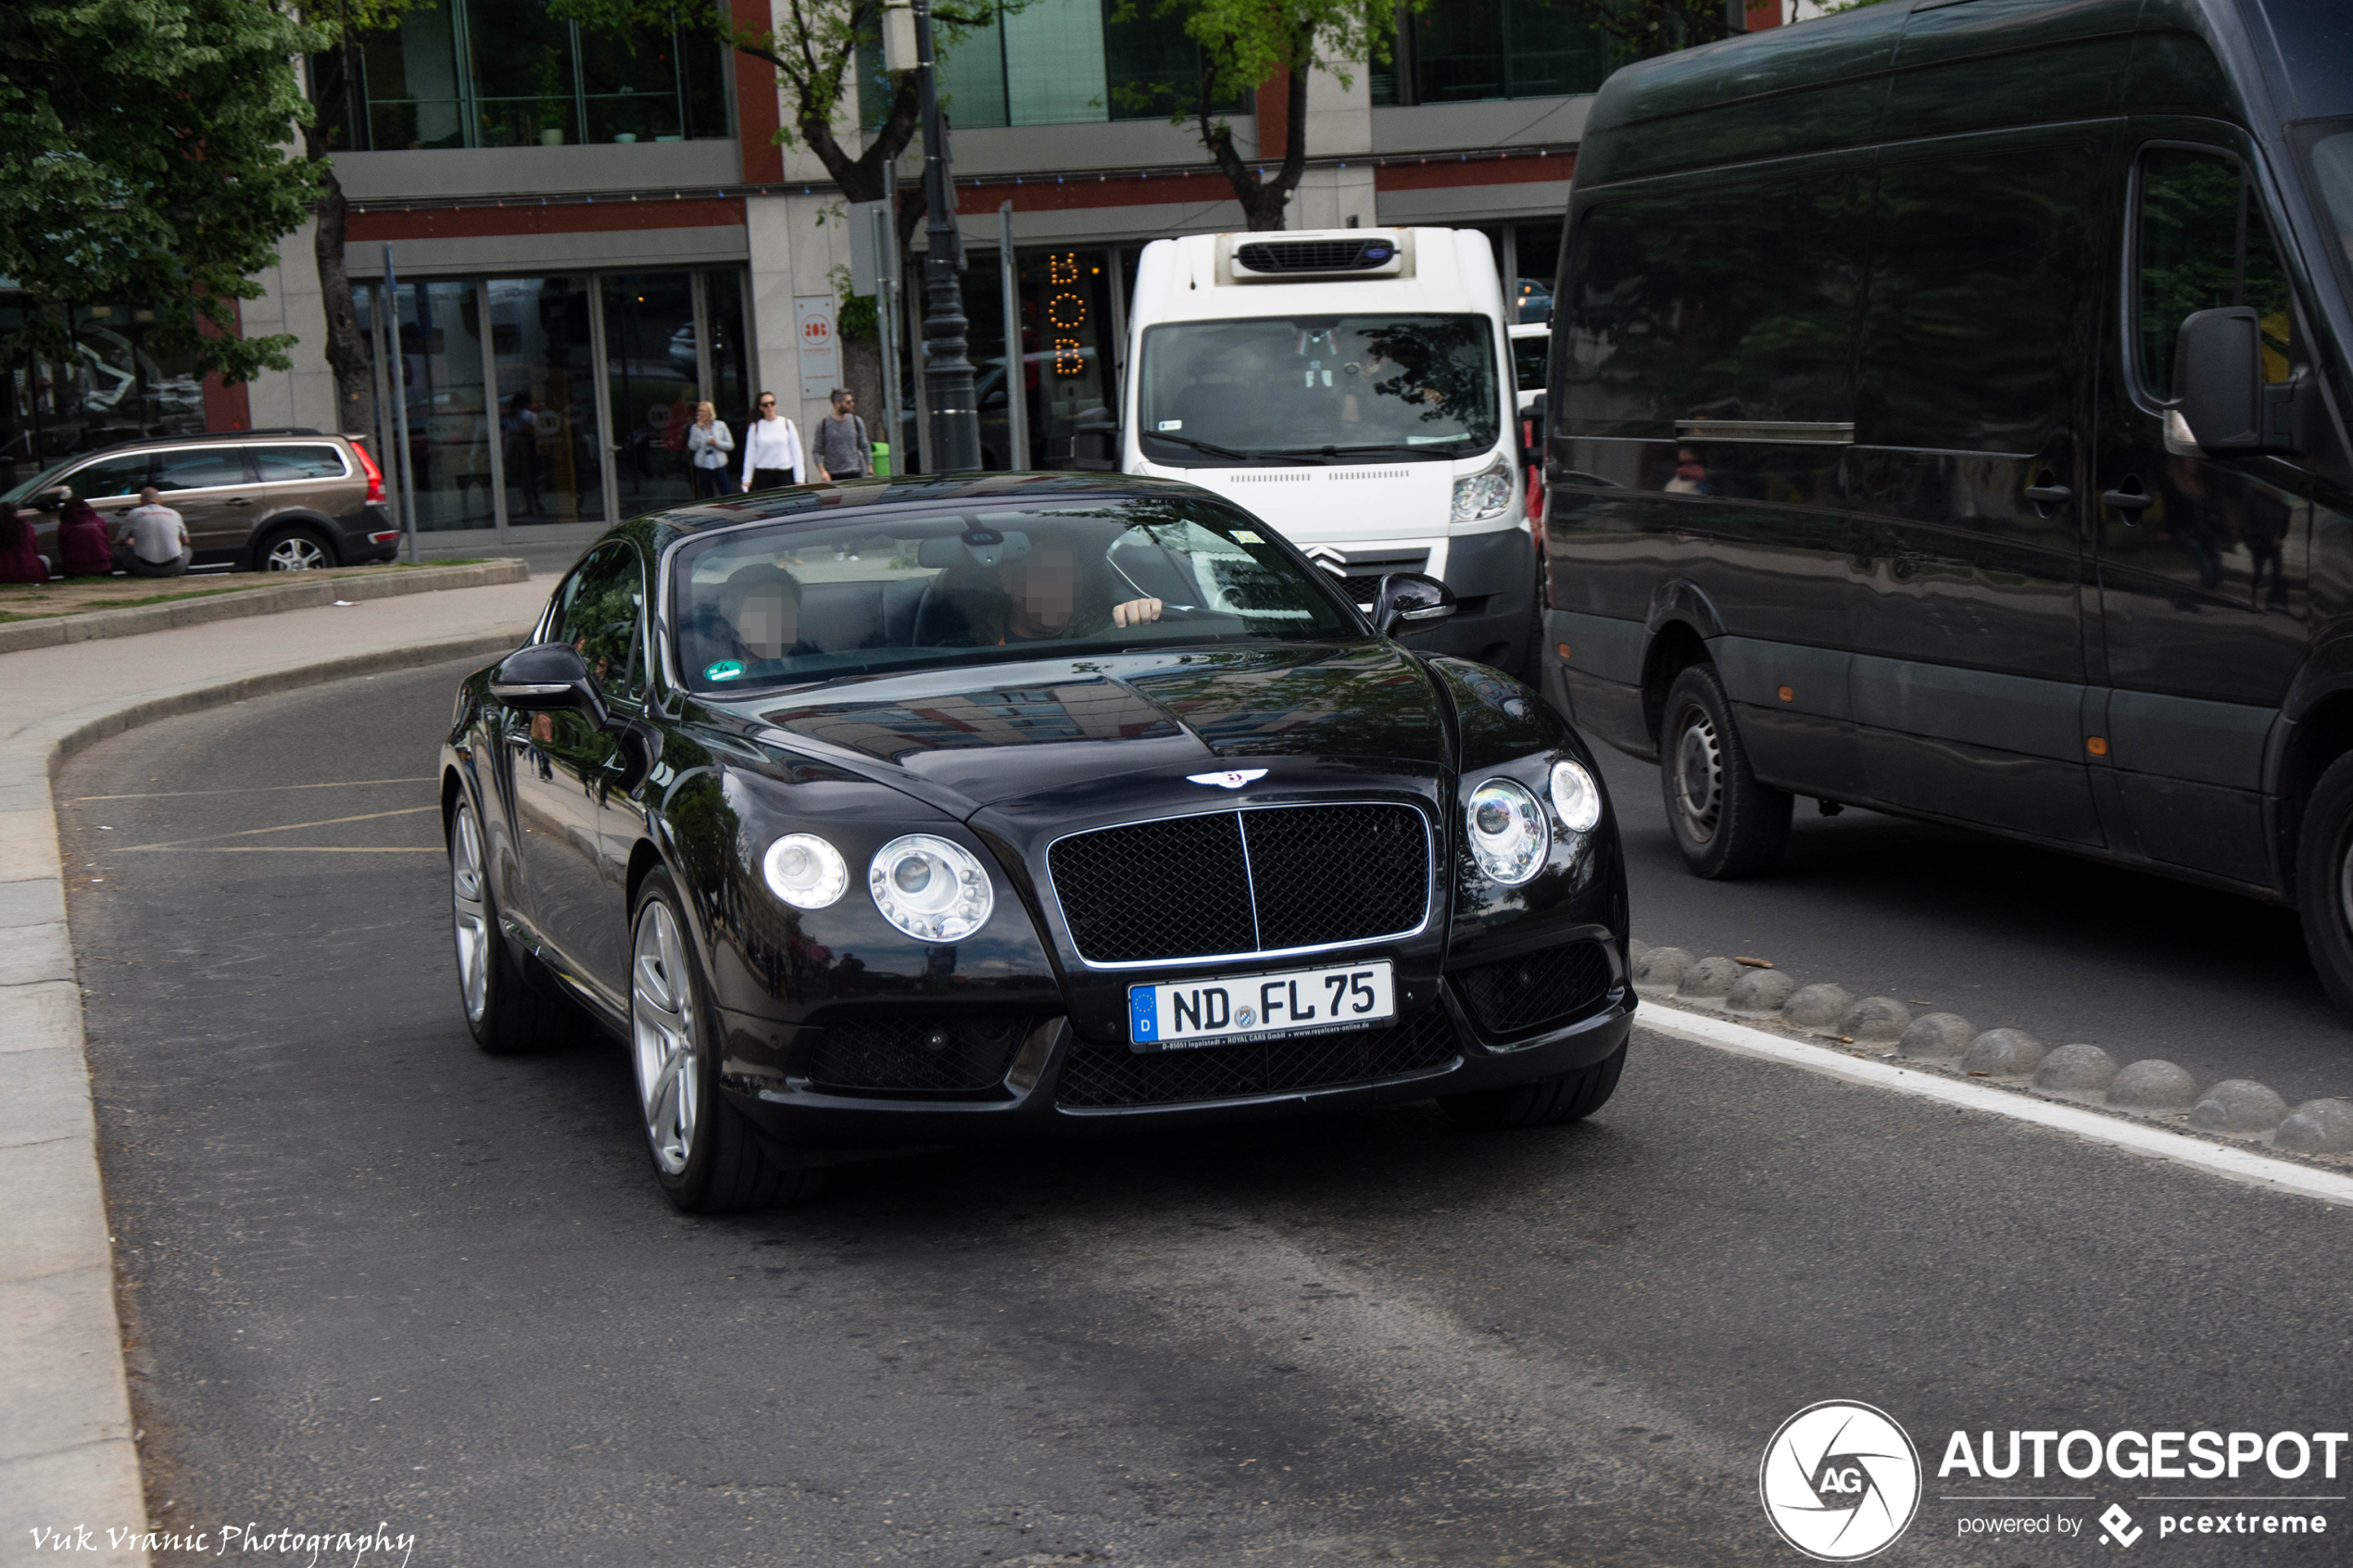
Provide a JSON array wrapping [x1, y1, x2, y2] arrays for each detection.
[[259, 527, 334, 571], [1659, 662, 1791, 879]]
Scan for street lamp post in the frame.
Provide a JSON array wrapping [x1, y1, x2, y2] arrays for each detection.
[[914, 0, 981, 472]]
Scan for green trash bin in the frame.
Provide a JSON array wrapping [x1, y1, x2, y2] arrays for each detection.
[[871, 441, 891, 479]]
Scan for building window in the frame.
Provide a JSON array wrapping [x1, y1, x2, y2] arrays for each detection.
[[1373, 0, 1614, 107], [0, 301, 211, 478], [861, 0, 1244, 132], [310, 0, 730, 152]]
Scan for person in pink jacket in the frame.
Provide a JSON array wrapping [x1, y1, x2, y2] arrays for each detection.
[[54, 497, 113, 577], [0, 504, 50, 584]]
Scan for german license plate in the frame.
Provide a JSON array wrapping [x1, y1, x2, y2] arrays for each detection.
[[1126, 960, 1395, 1053]]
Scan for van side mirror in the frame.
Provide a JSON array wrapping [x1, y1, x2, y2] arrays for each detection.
[[1524, 392, 1547, 454], [2176, 307, 2305, 458], [1069, 406, 1118, 471], [1373, 571, 1456, 637]]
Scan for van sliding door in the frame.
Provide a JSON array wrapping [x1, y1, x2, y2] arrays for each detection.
[[1844, 127, 2115, 847]]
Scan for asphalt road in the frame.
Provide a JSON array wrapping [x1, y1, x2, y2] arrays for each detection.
[[56, 660, 2353, 1567], [1593, 744, 2353, 1107]]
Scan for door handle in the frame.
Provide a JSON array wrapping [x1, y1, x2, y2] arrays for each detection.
[[225, 497, 252, 508], [2023, 483, 2072, 506], [2101, 484, 2155, 520]]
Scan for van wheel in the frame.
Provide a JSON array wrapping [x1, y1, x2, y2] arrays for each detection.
[[1659, 663, 1790, 879], [2294, 752, 2353, 1022], [259, 527, 335, 571]]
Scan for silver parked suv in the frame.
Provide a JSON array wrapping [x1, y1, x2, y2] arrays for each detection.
[[0, 429, 399, 571]]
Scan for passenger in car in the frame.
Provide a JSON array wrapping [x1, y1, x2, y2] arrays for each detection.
[[701, 561, 820, 670]]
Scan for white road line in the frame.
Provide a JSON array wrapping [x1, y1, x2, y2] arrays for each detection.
[[72, 776, 435, 800], [120, 805, 438, 851], [1640, 1002, 2353, 1211]]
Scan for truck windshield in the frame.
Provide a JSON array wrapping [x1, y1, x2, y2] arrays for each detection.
[[2296, 119, 2353, 307], [1138, 315, 1499, 465]]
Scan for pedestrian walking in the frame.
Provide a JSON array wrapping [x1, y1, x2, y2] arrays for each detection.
[[739, 392, 805, 492], [55, 497, 113, 577], [685, 401, 735, 499], [0, 503, 49, 584], [113, 488, 192, 577], [812, 389, 872, 482]]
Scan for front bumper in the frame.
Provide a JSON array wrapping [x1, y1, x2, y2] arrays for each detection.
[[715, 974, 1634, 1151]]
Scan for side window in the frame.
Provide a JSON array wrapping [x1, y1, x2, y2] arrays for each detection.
[[550, 545, 647, 705], [65, 454, 154, 499], [1858, 143, 2099, 452], [2136, 145, 2301, 399], [251, 444, 349, 482], [1559, 166, 1869, 436], [154, 448, 252, 492]]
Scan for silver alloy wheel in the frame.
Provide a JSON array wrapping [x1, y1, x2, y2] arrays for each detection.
[[1672, 704, 1725, 845], [264, 534, 329, 571], [450, 804, 491, 1025], [2338, 825, 2353, 943], [631, 900, 698, 1176]]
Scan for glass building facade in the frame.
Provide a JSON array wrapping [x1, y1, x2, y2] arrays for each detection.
[[0, 299, 211, 487], [862, 0, 1247, 131], [1372, 0, 1617, 106], [355, 265, 749, 534], [308, 0, 732, 152]]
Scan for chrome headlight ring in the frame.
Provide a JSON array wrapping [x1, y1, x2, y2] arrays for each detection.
[[869, 834, 995, 942]]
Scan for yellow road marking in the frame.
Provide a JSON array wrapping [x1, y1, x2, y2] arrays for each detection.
[[121, 806, 440, 851], [74, 776, 435, 801]]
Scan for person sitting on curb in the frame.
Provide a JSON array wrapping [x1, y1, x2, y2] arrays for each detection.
[[113, 488, 192, 578], [0, 503, 49, 584], [55, 497, 113, 578]]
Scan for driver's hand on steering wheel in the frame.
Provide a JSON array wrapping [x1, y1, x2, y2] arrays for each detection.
[[1112, 597, 1164, 628]]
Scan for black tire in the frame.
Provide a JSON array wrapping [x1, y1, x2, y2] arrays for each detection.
[[2296, 750, 2353, 1021], [448, 797, 561, 1055], [628, 869, 823, 1213], [256, 524, 337, 571], [1658, 662, 1792, 879], [1440, 1042, 1627, 1130]]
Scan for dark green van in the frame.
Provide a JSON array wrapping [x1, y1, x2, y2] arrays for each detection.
[[1539, 0, 2353, 1009]]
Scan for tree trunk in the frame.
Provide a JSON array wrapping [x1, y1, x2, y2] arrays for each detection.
[[840, 332, 885, 466], [1200, 49, 1312, 232], [308, 144, 377, 441]]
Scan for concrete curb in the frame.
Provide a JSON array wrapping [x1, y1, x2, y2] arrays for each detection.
[[1629, 938, 2353, 1169], [0, 558, 529, 657], [0, 629, 525, 1565]]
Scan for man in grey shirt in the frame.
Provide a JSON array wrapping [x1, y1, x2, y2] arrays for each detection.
[[113, 488, 192, 577], [812, 389, 871, 481]]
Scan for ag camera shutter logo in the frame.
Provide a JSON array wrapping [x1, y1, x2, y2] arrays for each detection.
[[1760, 1400, 1922, 1561]]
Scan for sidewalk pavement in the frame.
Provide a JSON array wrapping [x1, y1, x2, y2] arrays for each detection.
[[0, 577, 550, 1565]]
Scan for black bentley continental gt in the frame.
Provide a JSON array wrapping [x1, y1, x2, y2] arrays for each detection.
[[441, 474, 1633, 1211]]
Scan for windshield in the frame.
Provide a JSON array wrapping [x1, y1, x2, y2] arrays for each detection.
[[1137, 315, 1500, 466], [672, 495, 1364, 694], [2296, 119, 2353, 307]]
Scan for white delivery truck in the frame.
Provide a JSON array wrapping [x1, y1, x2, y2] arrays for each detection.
[[1076, 228, 1535, 676]]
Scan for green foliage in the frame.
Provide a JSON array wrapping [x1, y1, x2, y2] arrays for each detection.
[[831, 265, 880, 344], [0, 0, 326, 383]]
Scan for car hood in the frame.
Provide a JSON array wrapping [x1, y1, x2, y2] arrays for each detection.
[[714, 640, 1449, 816]]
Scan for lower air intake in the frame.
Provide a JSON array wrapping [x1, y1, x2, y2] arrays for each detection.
[[1055, 1009, 1458, 1109]]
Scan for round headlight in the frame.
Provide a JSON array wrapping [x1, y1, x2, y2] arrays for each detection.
[[1549, 759, 1603, 834], [762, 833, 848, 909], [869, 834, 995, 942], [1465, 777, 1548, 885]]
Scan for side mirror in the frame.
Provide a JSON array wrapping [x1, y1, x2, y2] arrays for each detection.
[[31, 487, 69, 512], [1373, 571, 1456, 637], [490, 642, 610, 729], [1523, 391, 1547, 455], [1069, 406, 1118, 471], [2176, 307, 2305, 458]]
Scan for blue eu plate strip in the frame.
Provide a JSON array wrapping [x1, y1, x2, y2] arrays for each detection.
[[1127, 985, 1157, 1043]]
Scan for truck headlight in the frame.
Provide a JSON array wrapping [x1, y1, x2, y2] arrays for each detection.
[[1452, 458, 1514, 522]]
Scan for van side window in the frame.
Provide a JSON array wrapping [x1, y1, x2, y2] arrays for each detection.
[[1858, 144, 2098, 452], [1559, 169, 1868, 436], [2136, 146, 2299, 400]]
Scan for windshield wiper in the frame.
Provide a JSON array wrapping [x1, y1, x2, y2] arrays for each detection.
[[1139, 431, 1263, 462], [1270, 443, 1465, 461]]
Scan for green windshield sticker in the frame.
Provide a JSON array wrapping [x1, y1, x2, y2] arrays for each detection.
[[704, 659, 745, 683]]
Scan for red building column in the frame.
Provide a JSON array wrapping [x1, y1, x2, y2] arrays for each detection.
[[732, 0, 784, 184]]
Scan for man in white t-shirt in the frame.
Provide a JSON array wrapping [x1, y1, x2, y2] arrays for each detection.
[[113, 488, 192, 577]]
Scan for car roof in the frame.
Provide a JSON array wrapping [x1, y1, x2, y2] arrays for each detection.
[[57, 429, 335, 466], [619, 470, 1227, 558]]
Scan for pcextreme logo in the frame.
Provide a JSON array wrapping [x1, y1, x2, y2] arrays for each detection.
[[1760, 1400, 1924, 1562]]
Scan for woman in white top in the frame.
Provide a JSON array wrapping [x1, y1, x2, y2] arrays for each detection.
[[739, 392, 805, 492], [685, 401, 734, 499]]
